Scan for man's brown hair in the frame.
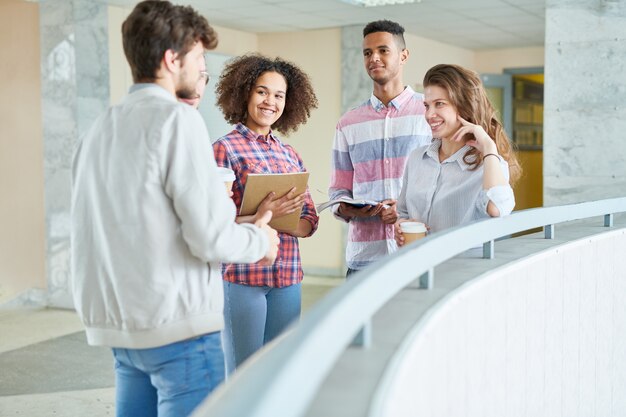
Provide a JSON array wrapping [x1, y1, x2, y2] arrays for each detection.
[[122, 0, 217, 83]]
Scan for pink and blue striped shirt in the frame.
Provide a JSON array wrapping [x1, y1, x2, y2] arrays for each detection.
[[329, 86, 431, 270]]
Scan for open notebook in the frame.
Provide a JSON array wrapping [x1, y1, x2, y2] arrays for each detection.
[[316, 196, 388, 213]]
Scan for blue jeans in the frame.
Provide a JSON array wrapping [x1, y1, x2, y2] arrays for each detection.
[[222, 281, 301, 374], [112, 332, 224, 417]]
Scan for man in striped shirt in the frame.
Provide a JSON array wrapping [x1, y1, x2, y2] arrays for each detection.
[[329, 20, 432, 274]]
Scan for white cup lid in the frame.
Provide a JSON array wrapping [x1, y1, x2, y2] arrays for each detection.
[[400, 221, 427, 233], [217, 167, 235, 182]]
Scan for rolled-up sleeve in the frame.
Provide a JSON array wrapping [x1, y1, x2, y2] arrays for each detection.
[[475, 157, 515, 217], [475, 185, 515, 217], [329, 127, 353, 222], [300, 188, 319, 237], [397, 164, 410, 219], [212, 141, 231, 169], [486, 185, 515, 216]]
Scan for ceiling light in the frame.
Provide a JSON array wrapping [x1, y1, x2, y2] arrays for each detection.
[[340, 0, 422, 6]]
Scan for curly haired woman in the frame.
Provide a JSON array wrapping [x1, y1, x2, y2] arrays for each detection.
[[395, 63, 522, 246], [213, 54, 319, 374]]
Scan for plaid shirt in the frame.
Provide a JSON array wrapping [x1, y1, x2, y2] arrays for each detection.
[[213, 123, 319, 288]]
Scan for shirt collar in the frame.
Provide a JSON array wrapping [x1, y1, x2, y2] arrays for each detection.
[[423, 138, 474, 171], [235, 122, 281, 144], [369, 85, 415, 112], [129, 83, 153, 93], [127, 83, 177, 103]]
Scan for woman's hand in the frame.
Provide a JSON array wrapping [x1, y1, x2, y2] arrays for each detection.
[[452, 117, 510, 217], [394, 222, 405, 247], [395, 219, 429, 247], [451, 116, 497, 155], [253, 187, 306, 223], [394, 218, 414, 247]]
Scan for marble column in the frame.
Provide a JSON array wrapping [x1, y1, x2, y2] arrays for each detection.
[[39, 0, 109, 308], [337, 26, 372, 273], [341, 25, 371, 113], [544, 0, 626, 205]]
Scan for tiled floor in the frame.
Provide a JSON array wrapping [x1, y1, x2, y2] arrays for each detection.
[[0, 275, 342, 417]]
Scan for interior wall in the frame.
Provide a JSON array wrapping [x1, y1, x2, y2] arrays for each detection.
[[390, 37, 544, 90], [210, 24, 258, 56], [403, 33, 476, 90], [258, 29, 344, 274], [0, 0, 46, 303], [474, 46, 545, 73]]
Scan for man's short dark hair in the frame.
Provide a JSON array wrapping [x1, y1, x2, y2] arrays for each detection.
[[363, 19, 406, 49], [122, 0, 218, 83]]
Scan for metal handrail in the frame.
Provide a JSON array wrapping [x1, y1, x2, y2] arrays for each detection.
[[193, 197, 626, 417]]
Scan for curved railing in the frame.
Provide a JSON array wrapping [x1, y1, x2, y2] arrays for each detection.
[[192, 197, 626, 417]]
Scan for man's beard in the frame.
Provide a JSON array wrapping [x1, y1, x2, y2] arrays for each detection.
[[175, 68, 197, 100], [371, 76, 389, 86], [176, 85, 197, 100], [368, 71, 389, 86]]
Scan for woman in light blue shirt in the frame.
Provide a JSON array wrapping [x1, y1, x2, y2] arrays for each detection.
[[396, 64, 521, 245]]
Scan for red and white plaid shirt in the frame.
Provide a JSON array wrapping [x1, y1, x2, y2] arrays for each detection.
[[213, 123, 319, 287]]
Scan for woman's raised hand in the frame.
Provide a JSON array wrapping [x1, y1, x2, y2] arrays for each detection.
[[451, 116, 497, 156]]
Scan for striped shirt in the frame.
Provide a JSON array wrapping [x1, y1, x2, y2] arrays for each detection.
[[329, 86, 432, 270], [213, 123, 319, 288], [397, 139, 515, 233]]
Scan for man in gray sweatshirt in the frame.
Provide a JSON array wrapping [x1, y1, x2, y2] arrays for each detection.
[[70, 2, 279, 416]]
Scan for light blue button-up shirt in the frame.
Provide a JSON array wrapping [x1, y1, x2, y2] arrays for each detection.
[[397, 139, 515, 234]]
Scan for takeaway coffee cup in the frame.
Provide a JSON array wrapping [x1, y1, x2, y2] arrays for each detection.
[[400, 221, 427, 244], [217, 167, 235, 195]]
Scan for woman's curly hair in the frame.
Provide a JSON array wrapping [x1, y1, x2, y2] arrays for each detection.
[[215, 54, 318, 135]]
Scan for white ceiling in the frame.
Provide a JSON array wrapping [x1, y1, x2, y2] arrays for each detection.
[[108, 0, 546, 50]]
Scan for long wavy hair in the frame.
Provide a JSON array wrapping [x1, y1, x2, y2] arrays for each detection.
[[423, 64, 521, 185]]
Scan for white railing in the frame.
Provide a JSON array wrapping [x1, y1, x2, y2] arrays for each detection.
[[192, 197, 626, 417]]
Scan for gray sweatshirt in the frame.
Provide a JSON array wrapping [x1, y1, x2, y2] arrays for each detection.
[[71, 84, 268, 349]]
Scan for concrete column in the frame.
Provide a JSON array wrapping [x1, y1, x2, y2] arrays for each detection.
[[544, 0, 626, 205], [338, 25, 372, 274], [341, 25, 370, 113], [39, 0, 109, 308]]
